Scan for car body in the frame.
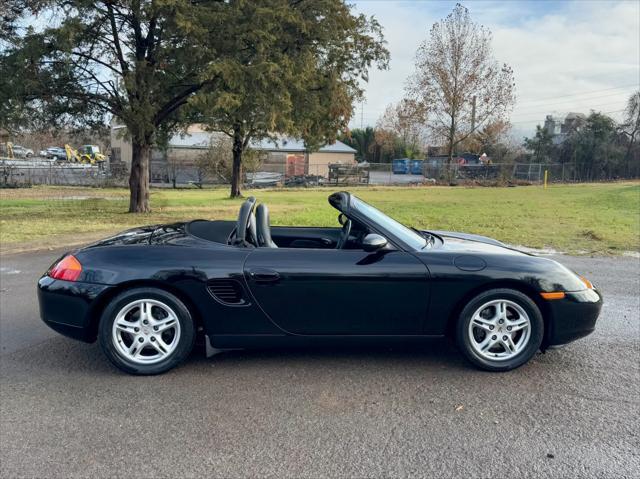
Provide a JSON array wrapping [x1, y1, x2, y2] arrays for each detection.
[[11, 145, 34, 158], [45, 147, 67, 160], [38, 192, 602, 374]]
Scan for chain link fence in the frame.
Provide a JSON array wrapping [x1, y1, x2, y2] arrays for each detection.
[[243, 161, 638, 187], [2, 158, 637, 188], [0, 159, 127, 187]]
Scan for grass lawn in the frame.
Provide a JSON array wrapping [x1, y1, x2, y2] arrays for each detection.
[[1, 182, 638, 254]]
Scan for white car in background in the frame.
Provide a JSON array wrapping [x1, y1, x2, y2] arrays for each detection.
[[11, 145, 34, 158]]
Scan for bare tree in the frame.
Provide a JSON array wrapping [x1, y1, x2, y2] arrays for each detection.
[[406, 3, 515, 180], [460, 120, 511, 155], [375, 99, 428, 159], [196, 136, 264, 187], [622, 91, 640, 170]]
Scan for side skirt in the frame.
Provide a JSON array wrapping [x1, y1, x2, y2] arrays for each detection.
[[207, 333, 446, 355]]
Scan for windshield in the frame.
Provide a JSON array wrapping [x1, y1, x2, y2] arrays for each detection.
[[350, 196, 427, 250]]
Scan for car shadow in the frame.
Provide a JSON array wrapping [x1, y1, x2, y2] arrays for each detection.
[[3, 334, 569, 378], [187, 337, 471, 371], [2, 335, 475, 376]]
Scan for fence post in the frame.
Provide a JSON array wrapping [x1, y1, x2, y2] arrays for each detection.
[[544, 169, 548, 189]]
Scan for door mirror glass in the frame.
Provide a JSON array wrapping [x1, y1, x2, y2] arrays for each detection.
[[362, 233, 388, 252]]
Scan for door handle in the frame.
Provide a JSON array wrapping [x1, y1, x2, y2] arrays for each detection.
[[248, 269, 280, 283]]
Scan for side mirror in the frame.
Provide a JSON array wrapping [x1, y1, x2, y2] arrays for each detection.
[[362, 233, 388, 252]]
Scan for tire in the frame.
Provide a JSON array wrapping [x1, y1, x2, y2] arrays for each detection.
[[98, 287, 196, 375], [456, 288, 543, 372]]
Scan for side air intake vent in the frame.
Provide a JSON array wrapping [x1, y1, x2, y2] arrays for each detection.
[[207, 279, 248, 305]]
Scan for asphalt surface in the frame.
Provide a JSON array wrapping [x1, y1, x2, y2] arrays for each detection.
[[0, 249, 638, 478]]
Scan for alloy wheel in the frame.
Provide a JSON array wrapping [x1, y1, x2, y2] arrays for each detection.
[[467, 299, 531, 361], [111, 299, 181, 365]]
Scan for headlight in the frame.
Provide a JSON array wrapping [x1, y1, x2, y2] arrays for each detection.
[[579, 275, 594, 290]]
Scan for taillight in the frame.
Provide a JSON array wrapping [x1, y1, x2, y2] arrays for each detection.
[[49, 255, 82, 281]]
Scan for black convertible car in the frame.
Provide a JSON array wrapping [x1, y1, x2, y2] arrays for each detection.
[[38, 192, 602, 375]]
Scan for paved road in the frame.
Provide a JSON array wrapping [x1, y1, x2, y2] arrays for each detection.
[[369, 171, 427, 185], [1, 249, 638, 478]]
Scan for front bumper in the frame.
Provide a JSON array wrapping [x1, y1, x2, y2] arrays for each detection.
[[545, 289, 603, 346], [37, 276, 112, 343]]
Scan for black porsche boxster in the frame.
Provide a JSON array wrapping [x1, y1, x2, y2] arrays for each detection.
[[38, 192, 602, 375]]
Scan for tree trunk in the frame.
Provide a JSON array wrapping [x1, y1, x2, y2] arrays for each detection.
[[129, 140, 151, 213], [446, 136, 455, 184], [447, 114, 456, 184], [230, 131, 243, 198], [624, 130, 637, 174]]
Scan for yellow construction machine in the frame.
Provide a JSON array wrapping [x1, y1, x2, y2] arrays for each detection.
[[64, 144, 106, 164], [2, 142, 14, 159]]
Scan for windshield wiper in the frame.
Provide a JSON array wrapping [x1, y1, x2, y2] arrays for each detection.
[[411, 227, 434, 248], [410, 226, 433, 242], [411, 226, 427, 238]]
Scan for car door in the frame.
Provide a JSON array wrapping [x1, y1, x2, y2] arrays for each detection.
[[243, 247, 430, 335]]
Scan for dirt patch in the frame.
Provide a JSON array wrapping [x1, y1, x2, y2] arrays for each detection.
[[580, 229, 604, 241]]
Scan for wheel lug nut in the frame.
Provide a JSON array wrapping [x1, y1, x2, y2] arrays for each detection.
[[143, 320, 149, 325], [499, 319, 504, 324], [153, 326, 158, 331], [138, 337, 144, 343], [134, 327, 139, 332], [507, 326, 512, 331], [491, 335, 497, 340], [150, 337, 156, 342], [502, 335, 508, 341], [489, 325, 494, 330]]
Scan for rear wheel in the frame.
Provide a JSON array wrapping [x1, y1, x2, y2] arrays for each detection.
[[456, 288, 543, 371], [98, 288, 195, 375]]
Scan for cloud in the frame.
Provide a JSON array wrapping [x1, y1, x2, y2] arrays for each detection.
[[351, 0, 640, 138]]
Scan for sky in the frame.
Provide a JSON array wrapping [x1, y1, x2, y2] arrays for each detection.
[[349, 0, 640, 138]]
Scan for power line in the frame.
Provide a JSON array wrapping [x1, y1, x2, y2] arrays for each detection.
[[512, 101, 630, 117], [362, 84, 638, 114], [514, 91, 636, 112], [509, 109, 626, 125], [516, 84, 639, 105], [357, 101, 627, 124]]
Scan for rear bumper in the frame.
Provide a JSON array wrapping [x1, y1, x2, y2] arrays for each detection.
[[545, 289, 603, 346], [37, 276, 112, 343]]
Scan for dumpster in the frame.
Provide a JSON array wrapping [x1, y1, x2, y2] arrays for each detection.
[[410, 159, 424, 175], [392, 158, 410, 174]]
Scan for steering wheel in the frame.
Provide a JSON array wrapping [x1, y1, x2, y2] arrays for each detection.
[[336, 215, 352, 249], [234, 197, 257, 246]]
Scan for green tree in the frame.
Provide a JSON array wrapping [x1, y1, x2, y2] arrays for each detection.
[[340, 127, 376, 163], [524, 125, 556, 163], [191, 0, 388, 197], [2, 1, 219, 212], [573, 112, 625, 180]]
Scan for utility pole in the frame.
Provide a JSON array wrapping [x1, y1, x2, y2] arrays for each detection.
[[471, 95, 477, 133], [360, 100, 364, 129]]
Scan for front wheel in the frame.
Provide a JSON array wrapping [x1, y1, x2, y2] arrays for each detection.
[[456, 288, 543, 372], [98, 288, 196, 375]]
